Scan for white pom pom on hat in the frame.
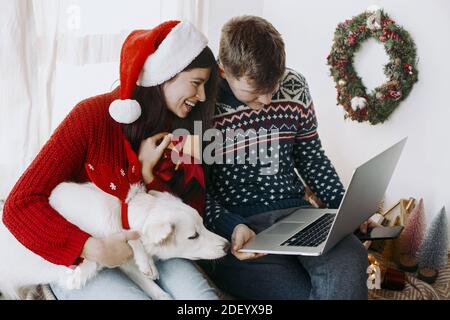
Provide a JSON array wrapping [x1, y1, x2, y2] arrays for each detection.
[[109, 20, 208, 124], [109, 99, 142, 124]]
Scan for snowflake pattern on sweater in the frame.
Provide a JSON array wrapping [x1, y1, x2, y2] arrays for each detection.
[[205, 69, 345, 239]]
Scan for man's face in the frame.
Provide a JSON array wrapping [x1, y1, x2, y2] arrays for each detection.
[[221, 66, 278, 111]]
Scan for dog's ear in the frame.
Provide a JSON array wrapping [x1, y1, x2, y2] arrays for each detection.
[[145, 220, 175, 245]]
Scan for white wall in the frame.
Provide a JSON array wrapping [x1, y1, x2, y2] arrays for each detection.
[[206, 0, 263, 57], [206, 0, 450, 225]]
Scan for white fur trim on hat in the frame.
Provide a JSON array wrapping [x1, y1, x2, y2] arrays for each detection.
[[137, 21, 208, 87], [109, 99, 142, 124]]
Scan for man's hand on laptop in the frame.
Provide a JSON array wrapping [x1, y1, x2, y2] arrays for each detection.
[[231, 224, 267, 260]]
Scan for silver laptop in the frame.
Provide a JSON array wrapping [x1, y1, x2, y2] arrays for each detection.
[[239, 137, 407, 256]]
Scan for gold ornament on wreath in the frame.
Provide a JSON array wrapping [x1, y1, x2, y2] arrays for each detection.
[[327, 6, 419, 125]]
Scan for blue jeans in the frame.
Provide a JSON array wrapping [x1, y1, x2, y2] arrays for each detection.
[[200, 235, 368, 300], [200, 207, 369, 300], [50, 258, 218, 300]]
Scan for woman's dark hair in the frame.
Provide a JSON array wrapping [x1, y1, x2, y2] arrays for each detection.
[[123, 46, 218, 153]]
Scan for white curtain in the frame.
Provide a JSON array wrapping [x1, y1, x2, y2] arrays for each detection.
[[0, 0, 38, 199], [0, 0, 205, 199], [177, 0, 210, 35]]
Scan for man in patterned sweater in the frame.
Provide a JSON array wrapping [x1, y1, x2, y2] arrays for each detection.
[[201, 16, 368, 299]]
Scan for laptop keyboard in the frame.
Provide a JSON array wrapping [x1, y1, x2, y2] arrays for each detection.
[[280, 213, 336, 247]]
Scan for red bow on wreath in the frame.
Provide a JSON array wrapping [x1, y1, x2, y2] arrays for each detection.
[[85, 138, 142, 230]]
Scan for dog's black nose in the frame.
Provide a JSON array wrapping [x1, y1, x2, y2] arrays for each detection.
[[223, 241, 230, 252]]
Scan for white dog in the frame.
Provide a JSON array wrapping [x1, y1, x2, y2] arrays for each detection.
[[0, 182, 229, 300]]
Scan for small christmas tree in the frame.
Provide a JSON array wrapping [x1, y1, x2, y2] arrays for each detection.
[[397, 198, 426, 272], [416, 207, 449, 284]]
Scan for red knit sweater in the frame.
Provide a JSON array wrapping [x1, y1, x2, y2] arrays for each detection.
[[3, 89, 203, 267]]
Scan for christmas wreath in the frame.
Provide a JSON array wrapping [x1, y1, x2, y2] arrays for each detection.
[[327, 6, 418, 125]]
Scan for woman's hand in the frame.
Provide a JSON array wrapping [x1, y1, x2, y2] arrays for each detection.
[[138, 132, 173, 184], [81, 231, 140, 268], [231, 224, 267, 260]]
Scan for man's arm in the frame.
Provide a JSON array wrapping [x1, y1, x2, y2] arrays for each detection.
[[204, 193, 248, 241], [205, 194, 266, 260], [293, 134, 345, 209], [290, 71, 345, 209]]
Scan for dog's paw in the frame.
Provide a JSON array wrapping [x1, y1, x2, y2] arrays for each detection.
[[137, 258, 159, 280], [141, 263, 159, 280], [65, 268, 83, 290], [63, 261, 97, 290]]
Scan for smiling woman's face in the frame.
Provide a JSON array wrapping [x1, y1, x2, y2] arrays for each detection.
[[162, 67, 211, 118]]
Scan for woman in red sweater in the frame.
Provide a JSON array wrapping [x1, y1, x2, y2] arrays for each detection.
[[3, 20, 220, 299]]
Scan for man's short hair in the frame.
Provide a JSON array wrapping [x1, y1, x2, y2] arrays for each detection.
[[219, 15, 286, 93]]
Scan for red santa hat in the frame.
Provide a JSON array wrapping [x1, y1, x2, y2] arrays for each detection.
[[109, 20, 208, 124]]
